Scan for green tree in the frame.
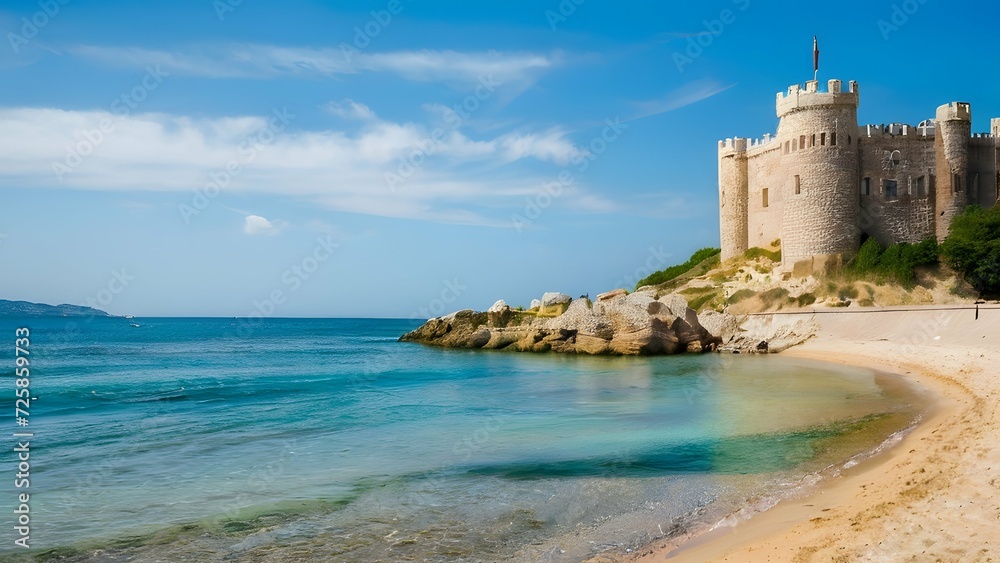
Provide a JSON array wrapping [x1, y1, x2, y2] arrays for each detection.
[[941, 205, 1000, 294]]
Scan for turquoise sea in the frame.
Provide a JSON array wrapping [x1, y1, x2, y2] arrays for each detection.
[[0, 317, 928, 561]]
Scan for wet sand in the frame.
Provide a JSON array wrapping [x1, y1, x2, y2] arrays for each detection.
[[626, 305, 1000, 562]]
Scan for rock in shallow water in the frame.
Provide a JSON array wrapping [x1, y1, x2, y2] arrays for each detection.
[[399, 291, 722, 356]]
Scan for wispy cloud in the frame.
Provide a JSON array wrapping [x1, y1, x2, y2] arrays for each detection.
[[0, 106, 592, 226], [629, 79, 734, 121], [322, 99, 376, 121], [68, 44, 561, 87]]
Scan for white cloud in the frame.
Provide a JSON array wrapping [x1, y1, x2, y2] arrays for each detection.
[[498, 130, 579, 166], [243, 215, 282, 235], [630, 79, 735, 121], [68, 45, 560, 87], [0, 106, 596, 226], [322, 99, 376, 120]]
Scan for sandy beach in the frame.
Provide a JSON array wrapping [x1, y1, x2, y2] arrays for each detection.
[[626, 305, 1000, 562]]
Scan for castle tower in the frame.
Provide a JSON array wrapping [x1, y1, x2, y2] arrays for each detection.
[[775, 79, 860, 266], [934, 102, 972, 240], [718, 138, 749, 261], [992, 118, 1000, 138]]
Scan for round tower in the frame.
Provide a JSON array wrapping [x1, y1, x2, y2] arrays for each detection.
[[775, 79, 860, 266], [718, 138, 749, 261], [934, 102, 972, 241]]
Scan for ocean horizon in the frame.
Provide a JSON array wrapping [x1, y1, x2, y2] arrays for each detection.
[[2, 316, 929, 561]]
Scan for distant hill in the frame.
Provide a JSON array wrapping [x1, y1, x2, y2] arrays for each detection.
[[0, 299, 112, 318]]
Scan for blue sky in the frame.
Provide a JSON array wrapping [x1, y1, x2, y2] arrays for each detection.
[[0, 0, 997, 318]]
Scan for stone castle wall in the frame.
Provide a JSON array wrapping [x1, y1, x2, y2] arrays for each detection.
[[717, 81, 1000, 269], [775, 81, 860, 265], [745, 143, 783, 250], [858, 128, 936, 245], [718, 139, 749, 261], [968, 136, 999, 208], [935, 103, 972, 241]]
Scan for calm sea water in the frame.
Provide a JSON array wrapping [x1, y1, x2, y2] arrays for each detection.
[[0, 317, 927, 561]]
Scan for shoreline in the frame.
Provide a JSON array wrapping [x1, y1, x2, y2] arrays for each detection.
[[625, 306, 998, 562]]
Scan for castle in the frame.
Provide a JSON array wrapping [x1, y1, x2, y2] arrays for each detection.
[[718, 78, 1000, 270]]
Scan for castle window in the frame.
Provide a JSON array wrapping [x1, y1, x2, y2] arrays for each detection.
[[820, 132, 826, 146], [800, 135, 806, 149], [884, 179, 898, 199], [794, 175, 801, 194], [811, 134, 816, 148], [848, 135, 852, 145], [954, 174, 962, 193], [784, 141, 790, 154], [793, 139, 798, 151], [916, 176, 926, 197], [861, 177, 871, 196], [831, 132, 837, 146], [762, 188, 769, 208]]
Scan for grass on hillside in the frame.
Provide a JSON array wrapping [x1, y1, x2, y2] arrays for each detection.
[[635, 247, 721, 290]]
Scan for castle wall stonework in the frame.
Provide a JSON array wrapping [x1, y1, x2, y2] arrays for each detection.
[[718, 139, 749, 261], [718, 79, 999, 271], [775, 82, 860, 265], [935, 103, 972, 241], [858, 132, 936, 245], [746, 143, 783, 251]]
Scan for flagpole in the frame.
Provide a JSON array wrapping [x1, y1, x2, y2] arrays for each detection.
[[813, 36, 819, 82]]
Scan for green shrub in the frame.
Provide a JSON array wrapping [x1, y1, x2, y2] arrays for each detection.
[[940, 205, 1000, 295], [846, 237, 939, 287], [635, 247, 721, 289], [688, 291, 722, 312], [758, 287, 789, 306], [727, 289, 756, 304], [796, 293, 816, 307], [744, 247, 782, 262], [838, 285, 859, 300]]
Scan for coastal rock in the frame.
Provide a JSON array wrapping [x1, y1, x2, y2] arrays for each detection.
[[400, 292, 723, 356], [538, 292, 572, 317], [596, 288, 628, 301], [720, 313, 820, 353], [699, 311, 743, 345], [541, 292, 572, 307], [487, 300, 513, 326]]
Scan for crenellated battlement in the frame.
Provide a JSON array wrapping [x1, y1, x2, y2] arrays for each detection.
[[860, 123, 935, 138], [776, 79, 859, 117], [936, 102, 971, 122], [718, 137, 748, 153], [718, 74, 998, 267]]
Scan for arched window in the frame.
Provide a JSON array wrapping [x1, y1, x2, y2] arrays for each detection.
[[794, 175, 801, 194]]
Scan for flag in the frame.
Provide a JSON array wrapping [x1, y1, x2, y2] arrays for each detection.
[[813, 36, 820, 73]]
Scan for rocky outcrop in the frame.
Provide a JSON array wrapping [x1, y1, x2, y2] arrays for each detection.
[[400, 291, 723, 356]]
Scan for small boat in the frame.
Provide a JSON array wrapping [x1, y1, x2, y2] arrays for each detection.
[[125, 315, 135, 319]]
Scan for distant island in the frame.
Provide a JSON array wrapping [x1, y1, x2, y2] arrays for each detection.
[[0, 299, 111, 318]]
